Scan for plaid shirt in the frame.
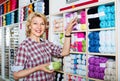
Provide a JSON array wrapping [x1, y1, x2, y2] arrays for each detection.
[[13, 37, 62, 81]]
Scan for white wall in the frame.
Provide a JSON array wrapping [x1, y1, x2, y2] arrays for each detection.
[[49, 0, 66, 14]]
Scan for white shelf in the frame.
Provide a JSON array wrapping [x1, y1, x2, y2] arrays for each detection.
[[49, 0, 118, 81], [88, 78, 104, 81], [88, 27, 115, 31], [88, 52, 116, 56], [65, 72, 86, 78], [51, 0, 115, 15], [72, 30, 87, 33], [70, 51, 86, 54]]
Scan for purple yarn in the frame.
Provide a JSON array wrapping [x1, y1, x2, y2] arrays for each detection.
[[88, 71, 95, 78], [99, 67, 106, 73], [94, 58, 100, 66], [88, 65, 94, 72], [94, 66, 100, 72], [94, 72, 99, 78], [100, 57, 108, 63], [98, 73, 105, 80], [88, 57, 95, 64]]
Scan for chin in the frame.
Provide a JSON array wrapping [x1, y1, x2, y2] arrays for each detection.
[[36, 33, 43, 37]]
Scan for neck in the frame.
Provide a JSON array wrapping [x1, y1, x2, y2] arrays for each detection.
[[29, 35, 40, 42]]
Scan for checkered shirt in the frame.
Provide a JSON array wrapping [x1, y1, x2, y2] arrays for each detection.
[[13, 37, 62, 81]]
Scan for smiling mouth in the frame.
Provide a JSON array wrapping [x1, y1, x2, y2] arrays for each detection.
[[35, 30, 42, 33]]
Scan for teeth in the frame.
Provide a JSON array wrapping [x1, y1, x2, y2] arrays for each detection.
[[36, 30, 41, 33]]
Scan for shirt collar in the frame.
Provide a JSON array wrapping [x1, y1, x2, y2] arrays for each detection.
[[27, 37, 45, 43]]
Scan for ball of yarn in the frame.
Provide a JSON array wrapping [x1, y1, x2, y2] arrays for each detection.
[[47, 62, 62, 71]]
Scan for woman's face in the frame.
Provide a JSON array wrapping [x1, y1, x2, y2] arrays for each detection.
[[29, 16, 46, 37]]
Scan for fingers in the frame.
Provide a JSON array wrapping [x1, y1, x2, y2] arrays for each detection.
[[70, 17, 77, 24], [46, 69, 54, 73]]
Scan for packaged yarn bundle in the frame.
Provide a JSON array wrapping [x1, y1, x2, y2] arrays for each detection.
[[47, 61, 62, 71]]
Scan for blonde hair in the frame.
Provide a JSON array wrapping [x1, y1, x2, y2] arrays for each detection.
[[26, 12, 47, 37]]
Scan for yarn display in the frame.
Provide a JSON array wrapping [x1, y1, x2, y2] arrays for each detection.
[[53, 33, 64, 47], [65, 10, 86, 31], [63, 54, 86, 76], [88, 31, 100, 53], [21, 1, 45, 21], [53, 18, 64, 32], [88, 30, 115, 53], [34, 1, 44, 13], [71, 32, 86, 52], [87, 4, 115, 29], [88, 55, 116, 80], [65, 74, 86, 81]]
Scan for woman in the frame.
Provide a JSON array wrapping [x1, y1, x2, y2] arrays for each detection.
[[12, 12, 77, 81]]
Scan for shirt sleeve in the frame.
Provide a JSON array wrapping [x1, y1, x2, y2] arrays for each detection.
[[47, 41, 62, 57], [11, 44, 28, 72]]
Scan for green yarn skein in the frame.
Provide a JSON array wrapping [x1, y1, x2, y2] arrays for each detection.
[[47, 62, 62, 71]]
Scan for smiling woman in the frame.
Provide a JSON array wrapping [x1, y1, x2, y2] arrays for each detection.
[[11, 12, 77, 81]]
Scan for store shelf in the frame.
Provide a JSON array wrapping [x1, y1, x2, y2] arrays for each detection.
[[0, 8, 18, 17], [51, 0, 114, 15], [88, 52, 116, 56], [50, 0, 118, 81], [88, 27, 115, 31], [70, 51, 86, 54], [88, 78, 104, 81]]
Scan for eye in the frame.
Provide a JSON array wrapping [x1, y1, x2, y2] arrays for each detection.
[[40, 23, 45, 25], [33, 22, 37, 24]]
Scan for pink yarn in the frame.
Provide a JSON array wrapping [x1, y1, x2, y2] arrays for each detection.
[[80, 11, 86, 17], [78, 76, 82, 81], [77, 42, 82, 52], [77, 32, 85, 38], [80, 10, 86, 24], [80, 18, 86, 24]]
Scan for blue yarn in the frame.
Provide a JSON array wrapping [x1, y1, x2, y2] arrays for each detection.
[[88, 47, 94, 52], [89, 40, 95, 46], [111, 5, 115, 13], [93, 32, 99, 40], [100, 20, 107, 28], [105, 6, 111, 13], [73, 70, 77, 74], [78, 54, 83, 60], [98, 5, 108, 21], [94, 46, 100, 52], [106, 21, 111, 27], [98, 5, 106, 13], [94, 40, 100, 46], [88, 46, 100, 53], [88, 32, 94, 39], [110, 20, 115, 27], [73, 59, 78, 64], [111, 14, 115, 20], [106, 13, 112, 20], [106, 20, 115, 27]]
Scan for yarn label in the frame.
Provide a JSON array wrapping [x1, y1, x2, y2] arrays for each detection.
[[100, 63, 106, 67], [98, 11, 105, 17]]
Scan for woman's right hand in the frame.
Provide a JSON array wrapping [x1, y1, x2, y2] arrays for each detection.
[[35, 63, 54, 73]]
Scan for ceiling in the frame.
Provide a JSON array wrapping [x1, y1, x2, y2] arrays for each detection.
[[0, 0, 6, 4]]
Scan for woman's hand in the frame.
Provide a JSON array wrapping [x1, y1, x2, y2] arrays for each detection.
[[35, 63, 54, 73], [65, 17, 77, 35]]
